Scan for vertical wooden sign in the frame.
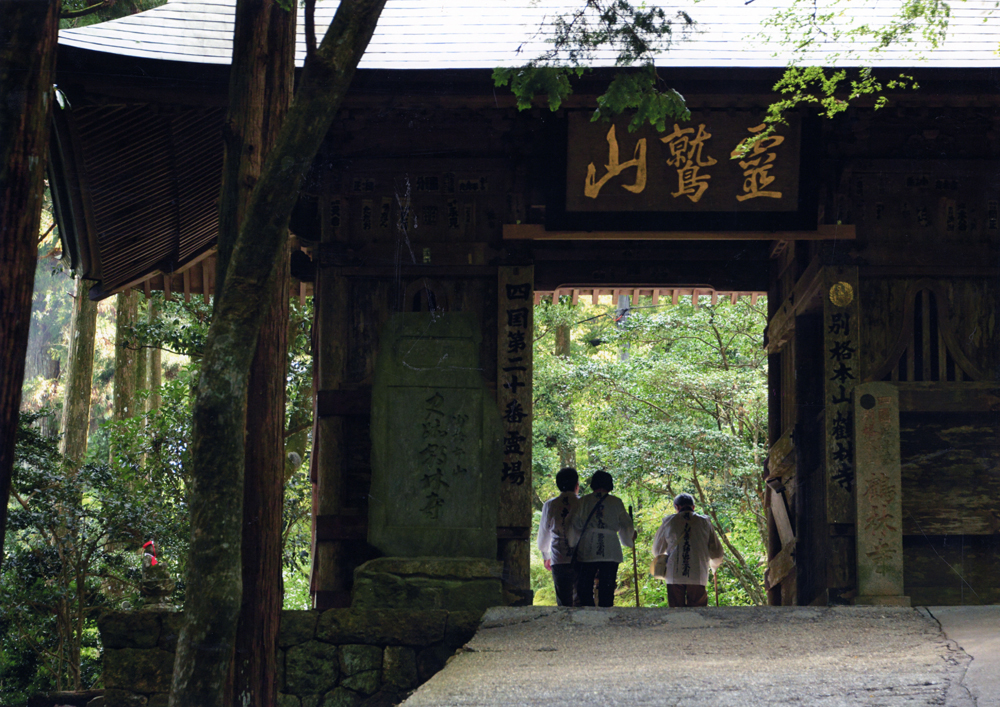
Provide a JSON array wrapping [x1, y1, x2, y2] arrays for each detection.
[[853, 382, 908, 605], [823, 266, 861, 523], [497, 266, 534, 597]]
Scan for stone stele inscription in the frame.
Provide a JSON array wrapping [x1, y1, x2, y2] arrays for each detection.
[[853, 382, 909, 606], [369, 313, 502, 559]]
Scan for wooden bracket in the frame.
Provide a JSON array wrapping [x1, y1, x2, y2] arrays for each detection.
[[766, 426, 796, 487], [496, 526, 531, 540], [766, 538, 796, 589], [764, 256, 824, 354]]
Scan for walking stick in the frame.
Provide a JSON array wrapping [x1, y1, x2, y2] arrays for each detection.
[[714, 570, 719, 606], [629, 505, 640, 607]]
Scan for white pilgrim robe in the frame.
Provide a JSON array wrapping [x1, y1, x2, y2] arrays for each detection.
[[652, 511, 724, 586], [568, 492, 634, 564], [537, 491, 581, 565]]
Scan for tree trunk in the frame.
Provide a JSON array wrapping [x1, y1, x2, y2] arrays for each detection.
[[214, 3, 295, 707], [554, 324, 576, 468], [59, 277, 98, 467], [134, 294, 147, 399], [0, 0, 60, 567], [113, 290, 139, 421], [170, 4, 386, 703], [147, 298, 162, 411], [231, 258, 289, 707]]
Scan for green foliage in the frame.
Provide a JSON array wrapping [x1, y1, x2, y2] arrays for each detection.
[[1, 412, 169, 701], [492, 66, 584, 112], [6, 281, 316, 698], [126, 293, 211, 359], [531, 296, 769, 607], [494, 0, 694, 128], [751, 0, 955, 138], [60, 0, 167, 29], [593, 66, 690, 132], [545, 0, 694, 66], [499, 0, 963, 144], [119, 294, 315, 593]]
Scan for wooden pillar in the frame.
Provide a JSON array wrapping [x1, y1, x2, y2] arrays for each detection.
[[310, 188, 355, 609], [497, 265, 533, 603], [765, 261, 783, 606], [822, 265, 860, 600]]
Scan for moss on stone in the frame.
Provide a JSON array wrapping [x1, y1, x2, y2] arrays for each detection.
[[279, 610, 319, 647], [103, 648, 175, 692], [98, 611, 161, 650], [382, 646, 419, 690], [285, 640, 340, 694], [317, 609, 447, 646]]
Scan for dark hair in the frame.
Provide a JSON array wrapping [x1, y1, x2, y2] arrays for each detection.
[[555, 467, 578, 492], [589, 470, 614, 493], [674, 492, 695, 510]]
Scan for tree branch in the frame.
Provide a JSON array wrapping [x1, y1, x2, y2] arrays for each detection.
[[60, 1, 110, 19]]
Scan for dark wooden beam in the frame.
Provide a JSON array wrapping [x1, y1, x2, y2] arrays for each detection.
[[505, 223, 855, 241], [897, 382, 1000, 412], [315, 514, 368, 542], [316, 388, 372, 417]]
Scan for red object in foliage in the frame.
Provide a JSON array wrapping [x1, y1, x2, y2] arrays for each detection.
[[142, 540, 159, 566]]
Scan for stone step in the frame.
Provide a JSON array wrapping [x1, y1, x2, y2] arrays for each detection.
[[401, 605, 999, 707]]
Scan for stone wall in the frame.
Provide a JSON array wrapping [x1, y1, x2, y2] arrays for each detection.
[[97, 608, 482, 707]]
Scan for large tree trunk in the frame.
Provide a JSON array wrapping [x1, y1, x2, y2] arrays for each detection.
[[113, 290, 139, 421], [231, 256, 289, 707], [218, 4, 295, 706], [169, 2, 389, 706], [0, 0, 60, 567], [59, 276, 98, 467]]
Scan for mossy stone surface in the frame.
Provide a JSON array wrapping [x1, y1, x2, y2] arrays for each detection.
[[383, 646, 419, 690], [98, 611, 161, 649], [280, 610, 319, 647], [352, 558, 503, 613], [339, 644, 382, 694], [320, 687, 362, 707], [317, 609, 447, 646], [285, 640, 340, 694], [103, 648, 175, 692]]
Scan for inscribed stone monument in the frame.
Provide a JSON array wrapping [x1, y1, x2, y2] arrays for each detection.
[[369, 313, 502, 558], [853, 382, 909, 606]]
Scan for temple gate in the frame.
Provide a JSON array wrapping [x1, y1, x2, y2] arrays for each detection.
[[50, 5, 999, 609]]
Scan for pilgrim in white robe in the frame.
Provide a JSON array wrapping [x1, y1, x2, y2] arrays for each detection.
[[568, 492, 634, 564], [537, 491, 581, 566], [652, 510, 724, 586]]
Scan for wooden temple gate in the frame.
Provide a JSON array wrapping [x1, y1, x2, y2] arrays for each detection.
[[51, 9, 999, 608]]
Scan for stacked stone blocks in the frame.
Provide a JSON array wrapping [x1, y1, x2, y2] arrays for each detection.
[[98, 608, 482, 707]]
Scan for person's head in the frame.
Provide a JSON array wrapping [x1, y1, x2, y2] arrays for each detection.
[[674, 492, 695, 512], [555, 467, 579, 493], [589, 470, 614, 494]]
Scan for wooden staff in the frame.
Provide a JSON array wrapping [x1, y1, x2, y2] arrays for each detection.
[[714, 570, 719, 606], [629, 505, 640, 607]]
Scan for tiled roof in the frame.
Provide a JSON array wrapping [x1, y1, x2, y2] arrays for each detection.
[[58, 0, 1000, 69]]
